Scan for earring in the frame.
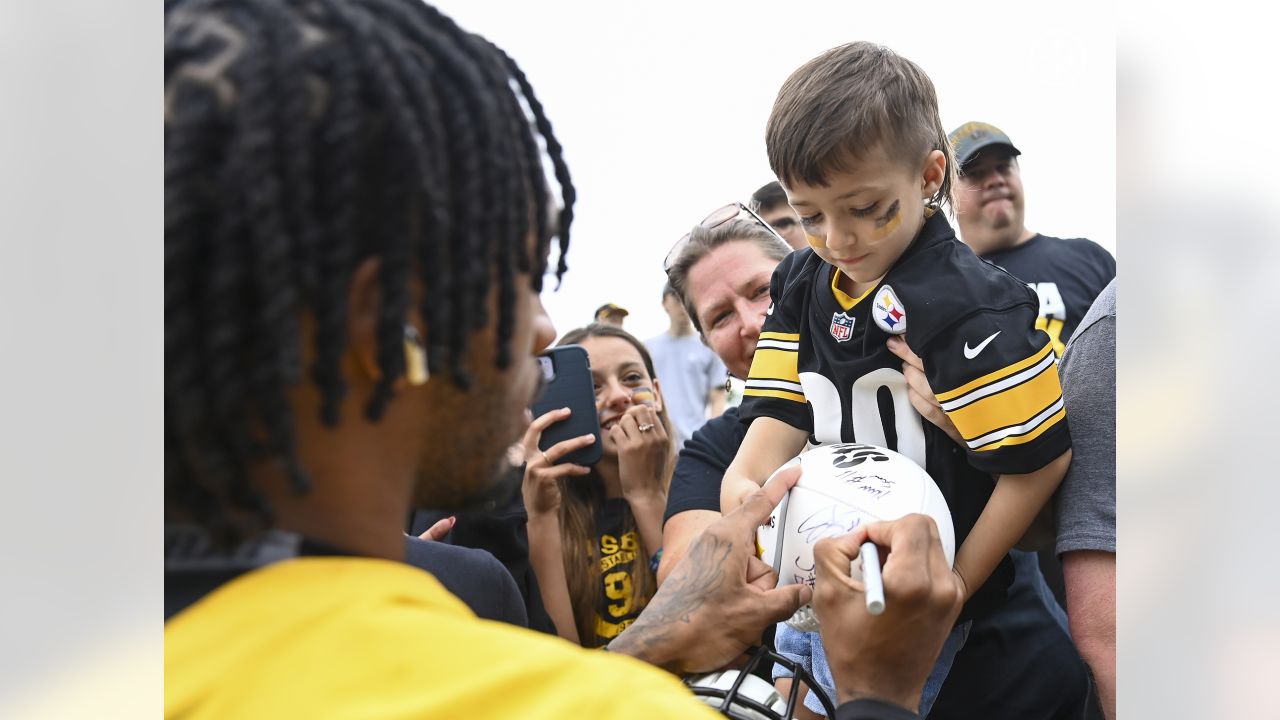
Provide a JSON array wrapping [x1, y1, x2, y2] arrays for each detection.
[[404, 325, 429, 386], [724, 370, 733, 394]]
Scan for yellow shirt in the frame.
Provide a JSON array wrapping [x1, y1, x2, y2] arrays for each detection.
[[165, 556, 719, 719]]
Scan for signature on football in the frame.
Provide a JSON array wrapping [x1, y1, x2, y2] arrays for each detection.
[[837, 472, 895, 499], [795, 505, 864, 544], [791, 556, 817, 587]]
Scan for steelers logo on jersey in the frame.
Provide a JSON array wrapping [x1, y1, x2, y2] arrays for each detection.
[[872, 285, 907, 335]]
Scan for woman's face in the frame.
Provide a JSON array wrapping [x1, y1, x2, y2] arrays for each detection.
[[579, 335, 662, 456], [684, 240, 781, 379]]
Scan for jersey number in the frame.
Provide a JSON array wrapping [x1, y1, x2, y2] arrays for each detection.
[[801, 368, 926, 466], [604, 570, 634, 618]]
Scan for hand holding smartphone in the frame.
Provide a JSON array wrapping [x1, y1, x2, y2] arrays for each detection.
[[529, 345, 603, 467]]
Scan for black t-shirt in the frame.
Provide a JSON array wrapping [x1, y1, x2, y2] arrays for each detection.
[[408, 465, 557, 635], [982, 234, 1116, 356], [402, 536, 529, 627], [664, 406, 745, 524], [166, 525, 530, 627], [591, 498, 647, 647]]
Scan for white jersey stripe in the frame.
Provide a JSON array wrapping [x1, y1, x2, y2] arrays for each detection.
[[745, 378, 805, 394], [755, 339, 799, 352], [967, 397, 1065, 450]]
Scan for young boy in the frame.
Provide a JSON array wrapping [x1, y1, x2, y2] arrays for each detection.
[[720, 42, 1073, 716]]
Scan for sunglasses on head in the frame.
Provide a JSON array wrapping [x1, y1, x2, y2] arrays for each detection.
[[663, 201, 787, 273]]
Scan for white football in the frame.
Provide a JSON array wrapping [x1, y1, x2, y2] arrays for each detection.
[[757, 443, 955, 631]]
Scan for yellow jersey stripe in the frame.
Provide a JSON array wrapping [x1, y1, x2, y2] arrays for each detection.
[[935, 342, 1055, 402], [759, 331, 801, 341], [971, 405, 1066, 452], [743, 388, 807, 404], [940, 350, 1056, 412], [748, 348, 801, 384], [948, 363, 1063, 442]]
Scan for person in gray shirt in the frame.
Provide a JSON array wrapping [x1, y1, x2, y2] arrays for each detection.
[[646, 283, 727, 448], [1055, 278, 1117, 719]]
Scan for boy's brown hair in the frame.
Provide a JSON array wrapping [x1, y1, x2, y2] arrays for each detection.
[[766, 41, 957, 211]]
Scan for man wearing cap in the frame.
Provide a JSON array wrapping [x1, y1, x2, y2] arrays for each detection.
[[594, 302, 629, 328], [928, 122, 1115, 720], [949, 121, 1115, 356]]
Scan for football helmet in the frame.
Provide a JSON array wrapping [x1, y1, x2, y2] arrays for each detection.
[[685, 644, 835, 719]]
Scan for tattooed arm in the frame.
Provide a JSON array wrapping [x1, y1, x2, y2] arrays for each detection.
[[607, 466, 812, 674]]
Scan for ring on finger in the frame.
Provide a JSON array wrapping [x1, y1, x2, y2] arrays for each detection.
[[638, 423, 655, 432]]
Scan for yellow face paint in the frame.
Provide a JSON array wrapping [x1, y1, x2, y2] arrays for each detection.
[[806, 233, 826, 250], [873, 206, 902, 239], [631, 388, 655, 406]]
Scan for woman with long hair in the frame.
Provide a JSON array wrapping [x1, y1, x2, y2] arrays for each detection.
[[521, 323, 675, 647]]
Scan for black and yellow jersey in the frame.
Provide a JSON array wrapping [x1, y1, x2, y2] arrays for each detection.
[[740, 211, 1072, 619]]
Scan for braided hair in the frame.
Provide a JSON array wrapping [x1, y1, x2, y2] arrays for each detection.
[[165, 0, 574, 544]]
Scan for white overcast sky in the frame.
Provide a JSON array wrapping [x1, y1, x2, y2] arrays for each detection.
[[433, 0, 1116, 341]]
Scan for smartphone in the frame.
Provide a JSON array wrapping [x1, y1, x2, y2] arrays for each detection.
[[530, 345, 603, 466]]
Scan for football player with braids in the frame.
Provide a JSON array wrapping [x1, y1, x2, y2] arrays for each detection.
[[164, 0, 797, 715], [165, 1, 970, 717]]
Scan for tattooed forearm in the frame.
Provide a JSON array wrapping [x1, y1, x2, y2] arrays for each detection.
[[648, 537, 732, 623], [606, 534, 735, 673]]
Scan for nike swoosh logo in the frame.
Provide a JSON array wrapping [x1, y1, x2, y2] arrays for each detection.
[[766, 303, 775, 316], [963, 331, 1001, 359]]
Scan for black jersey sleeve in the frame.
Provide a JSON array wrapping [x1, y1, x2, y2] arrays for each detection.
[[921, 301, 1072, 475], [739, 250, 812, 433]]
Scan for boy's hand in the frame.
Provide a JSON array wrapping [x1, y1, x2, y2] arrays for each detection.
[[721, 417, 810, 514]]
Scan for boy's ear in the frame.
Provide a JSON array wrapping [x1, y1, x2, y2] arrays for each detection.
[[920, 149, 947, 199]]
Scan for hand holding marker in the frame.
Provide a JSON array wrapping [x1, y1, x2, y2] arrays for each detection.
[[860, 542, 885, 615]]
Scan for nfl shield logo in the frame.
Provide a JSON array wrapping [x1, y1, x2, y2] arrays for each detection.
[[830, 311, 854, 342]]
